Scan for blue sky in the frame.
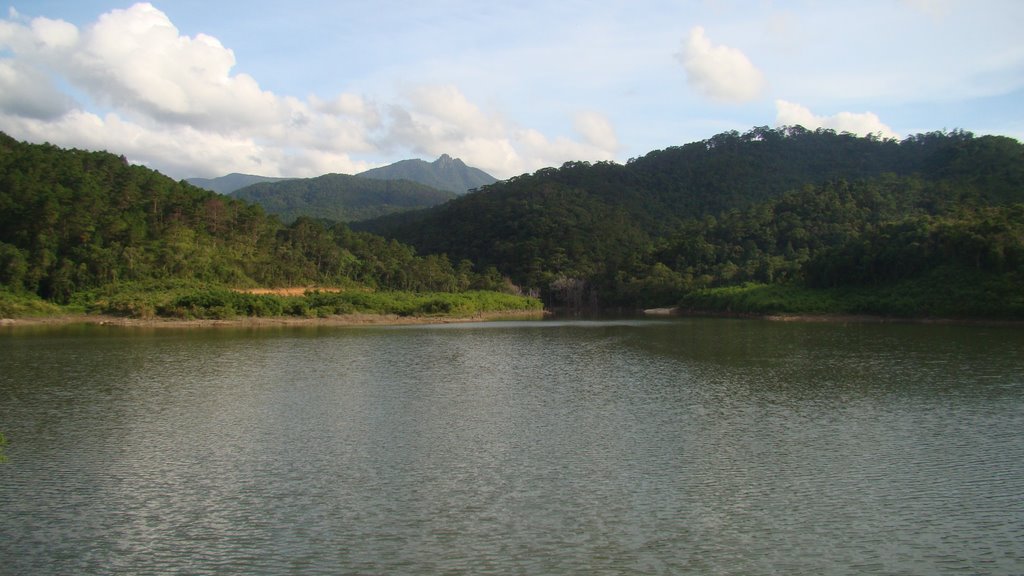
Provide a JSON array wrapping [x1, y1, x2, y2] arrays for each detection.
[[2, 1, 1022, 179]]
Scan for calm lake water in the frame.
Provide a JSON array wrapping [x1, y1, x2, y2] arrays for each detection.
[[1, 318, 1022, 575]]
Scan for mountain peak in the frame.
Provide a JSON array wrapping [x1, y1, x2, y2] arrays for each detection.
[[357, 154, 496, 194], [434, 153, 459, 168]]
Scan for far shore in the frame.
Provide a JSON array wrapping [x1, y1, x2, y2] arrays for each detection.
[[645, 306, 1024, 327], [0, 309, 547, 330], [4, 307, 1021, 330]]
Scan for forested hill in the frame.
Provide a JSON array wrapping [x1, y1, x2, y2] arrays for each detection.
[[359, 127, 1023, 245], [355, 127, 1024, 316], [356, 154, 498, 194], [2, 127, 1021, 318], [0, 132, 516, 304], [232, 174, 456, 223]]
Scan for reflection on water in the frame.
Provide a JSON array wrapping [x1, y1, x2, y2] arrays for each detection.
[[1, 319, 1022, 574]]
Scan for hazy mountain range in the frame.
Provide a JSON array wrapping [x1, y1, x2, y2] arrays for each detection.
[[184, 173, 294, 195], [187, 154, 496, 196]]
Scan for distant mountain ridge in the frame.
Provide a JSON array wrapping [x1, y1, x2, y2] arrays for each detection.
[[231, 173, 455, 223], [187, 155, 496, 196], [186, 173, 293, 194], [356, 154, 497, 194]]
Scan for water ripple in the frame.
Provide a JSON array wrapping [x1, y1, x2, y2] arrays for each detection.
[[1, 320, 1022, 574]]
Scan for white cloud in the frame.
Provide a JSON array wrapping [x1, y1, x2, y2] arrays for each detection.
[[379, 85, 620, 177], [66, 3, 281, 129], [402, 85, 506, 140], [573, 111, 619, 152], [514, 125, 619, 174], [678, 26, 766, 104], [0, 60, 74, 119], [0, 3, 617, 180], [775, 100, 899, 139], [309, 93, 381, 129], [0, 108, 373, 178], [28, 14, 79, 49]]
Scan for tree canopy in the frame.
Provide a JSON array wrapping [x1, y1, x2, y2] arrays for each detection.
[[357, 127, 1024, 314], [0, 133, 514, 304], [3, 126, 1021, 318]]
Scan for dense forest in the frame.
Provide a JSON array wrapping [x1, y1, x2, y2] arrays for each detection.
[[2, 126, 1022, 320], [356, 127, 1023, 317], [0, 132, 535, 318]]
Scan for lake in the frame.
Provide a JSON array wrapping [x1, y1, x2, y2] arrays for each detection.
[[1, 318, 1022, 574]]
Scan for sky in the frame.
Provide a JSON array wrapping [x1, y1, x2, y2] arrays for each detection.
[[1, 1, 1022, 180]]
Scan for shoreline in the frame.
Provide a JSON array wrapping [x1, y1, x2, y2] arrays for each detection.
[[0, 309, 547, 330], [661, 307, 1024, 327], [4, 308, 1021, 329]]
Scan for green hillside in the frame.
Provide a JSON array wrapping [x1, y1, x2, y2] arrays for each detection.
[[232, 173, 456, 223], [0, 133, 537, 318], [356, 127, 1024, 317], [4, 127, 1020, 320]]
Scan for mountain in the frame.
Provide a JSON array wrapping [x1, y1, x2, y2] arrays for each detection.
[[188, 154, 496, 196], [354, 127, 1024, 310], [0, 132, 514, 304], [3, 126, 1020, 317], [356, 154, 498, 194], [186, 173, 294, 194], [231, 173, 456, 223]]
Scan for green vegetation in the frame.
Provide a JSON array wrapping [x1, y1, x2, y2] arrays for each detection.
[[0, 289, 66, 318], [3, 127, 1021, 321], [68, 280, 541, 320], [0, 132, 537, 320], [232, 173, 455, 223], [653, 183, 1024, 319], [679, 267, 1024, 319], [358, 127, 1024, 318]]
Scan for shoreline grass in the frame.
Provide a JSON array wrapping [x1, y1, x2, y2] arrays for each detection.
[[1, 281, 543, 324], [677, 269, 1024, 321]]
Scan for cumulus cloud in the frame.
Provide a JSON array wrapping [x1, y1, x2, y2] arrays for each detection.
[[381, 85, 511, 168], [67, 4, 282, 129], [573, 111, 619, 152], [678, 26, 766, 104], [381, 85, 619, 178], [0, 3, 369, 176], [775, 100, 899, 139], [0, 60, 75, 119], [309, 93, 381, 128], [513, 124, 619, 175], [0, 3, 616, 179]]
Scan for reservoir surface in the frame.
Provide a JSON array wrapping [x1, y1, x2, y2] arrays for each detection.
[[1, 318, 1022, 574]]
